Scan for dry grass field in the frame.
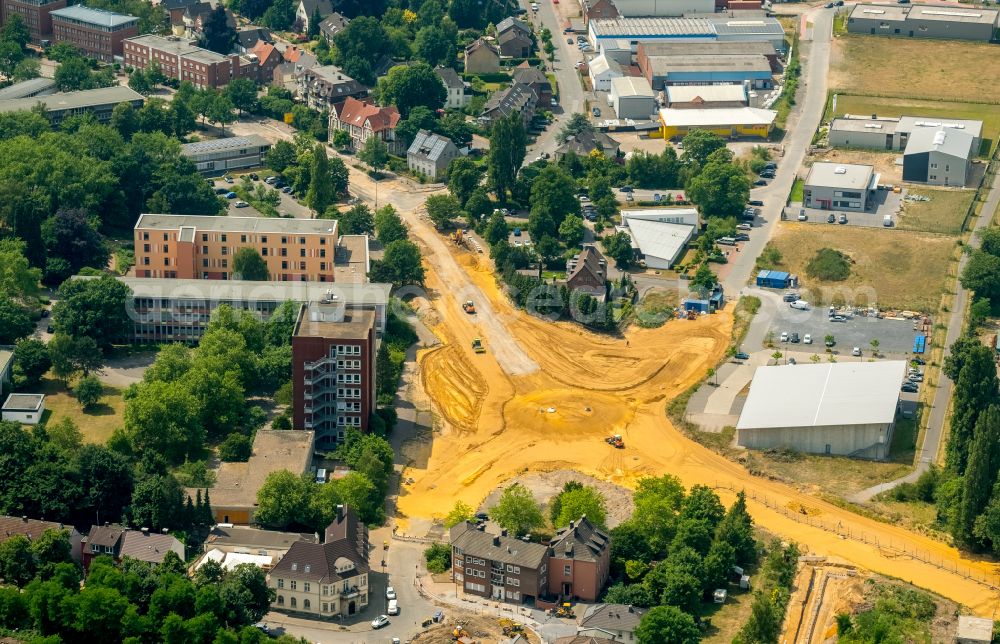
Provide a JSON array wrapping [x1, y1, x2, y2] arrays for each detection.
[[39, 377, 125, 444], [832, 95, 1000, 156], [897, 189, 975, 236], [829, 35, 1000, 104], [768, 223, 957, 310]]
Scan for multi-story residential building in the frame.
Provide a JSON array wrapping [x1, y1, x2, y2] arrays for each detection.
[[249, 40, 282, 83], [479, 82, 537, 127], [269, 505, 370, 617], [73, 275, 391, 344], [49, 5, 137, 61], [133, 214, 338, 282], [1, 0, 66, 43], [0, 516, 83, 562], [565, 246, 608, 300], [0, 86, 145, 125], [464, 37, 500, 74], [81, 525, 184, 571], [435, 66, 468, 109], [295, 64, 368, 111], [180, 134, 272, 174], [292, 302, 376, 446], [328, 96, 402, 154], [123, 34, 251, 89], [450, 522, 550, 604], [512, 64, 552, 107], [406, 129, 461, 181], [546, 516, 611, 602]]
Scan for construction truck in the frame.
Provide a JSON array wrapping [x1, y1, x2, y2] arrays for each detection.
[[555, 603, 575, 619], [451, 229, 464, 245], [605, 434, 624, 448], [472, 338, 486, 353], [463, 300, 476, 314], [499, 618, 524, 636]]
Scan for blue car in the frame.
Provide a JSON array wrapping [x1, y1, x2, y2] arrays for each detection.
[[225, 192, 237, 199]]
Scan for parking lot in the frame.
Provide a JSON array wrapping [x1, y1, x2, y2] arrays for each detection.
[[763, 303, 924, 357], [784, 187, 903, 228], [209, 174, 314, 219]]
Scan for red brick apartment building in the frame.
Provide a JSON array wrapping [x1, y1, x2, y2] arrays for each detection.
[[292, 302, 376, 446], [50, 5, 137, 61], [123, 34, 249, 88], [1, 0, 66, 43], [133, 214, 339, 282], [546, 517, 611, 602]]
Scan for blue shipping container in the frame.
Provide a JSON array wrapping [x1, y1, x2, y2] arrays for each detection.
[[684, 298, 710, 313], [755, 270, 791, 289]]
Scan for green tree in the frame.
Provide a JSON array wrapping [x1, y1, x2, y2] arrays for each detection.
[[307, 6, 322, 38], [124, 380, 204, 465], [12, 57, 40, 82], [74, 375, 103, 410], [489, 483, 544, 536], [232, 247, 269, 281], [447, 157, 482, 206], [444, 501, 474, 528], [42, 208, 109, 279], [529, 165, 580, 240], [1, 15, 30, 49], [558, 214, 585, 248], [200, 5, 236, 55], [266, 139, 296, 173], [370, 239, 425, 286], [331, 16, 390, 85], [0, 40, 24, 80], [423, 542, 451, 573], [737, 591, 783, 644], [13, 338, 49, 388], [48, 334, 103, 380], [219, 563, 274, 625], [425, 194, 462, 229], [358, 135, 389, 175], [255, 470, 314, 530], [218, 433, 253, 462], [557, 113, 595, 144], [960, 250, 1000, 302], [306, 144, 335, 213], [483, 209, 509, 246], [635, 605, 699, 644], [53, 274, 131, 348], [955, 405, 1000, 546], [715, 491, 757, 565], [687, 158, 751, 218], [946, 342, 1000, 473], [681, 129, 726, 168], [46, 417, 82, 453], [602, 231, 634, 268], [0, 297, 32, 343], [338, 203, 375, 235], [691, 263, 716, 291], [488, 113, 526, 203], [330, 128, 352, 150], [554, 486, 607, 528], [54, 56, 94, 91], [0, 535, 35, 587], [224, 78, 258, 115], [414, 25, 454, 67], [374, 205, 408, 244]]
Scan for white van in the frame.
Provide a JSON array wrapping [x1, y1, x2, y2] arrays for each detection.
[[789, 300, 810, 310], [387, 599, 399, 615], [883, 215, 893, 227]]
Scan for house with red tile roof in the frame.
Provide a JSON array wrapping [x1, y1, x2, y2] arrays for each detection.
[[329, 96, 402, 154], [0, 515, 83, 562], [251, 40, 283, 84]]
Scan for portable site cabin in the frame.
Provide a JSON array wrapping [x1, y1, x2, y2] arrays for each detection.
[[756, 270, 790, 289]]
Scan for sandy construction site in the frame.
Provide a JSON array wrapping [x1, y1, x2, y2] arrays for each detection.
[[392, 203, 1000, 616]]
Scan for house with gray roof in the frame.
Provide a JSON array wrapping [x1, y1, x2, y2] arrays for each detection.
[[479, 82, 538, 126], [435, 65, 469, 109], [547, 516, 611, 601], [294, 0, 332, 33], [497, 17, 533, 57], [555, 130, 620, 161], [268, 506, 370, 618], [565, 246, 608, 301], [407, 130, 462, 181], [0, 77, 57, 100], [295, 64, 369, 111], [465, 37, 500, 74], [512, 64, 552, 107], [578, 604, 646, 641], [318, 11, 349, 41], [902, 127, 974, 186], [450, 521, 550, 605], [82, 525, 185, 570]]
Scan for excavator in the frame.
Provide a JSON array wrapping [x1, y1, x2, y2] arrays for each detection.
[[472, 338, 486, 354], [462, 300, 476, 314], [605, 434, 624, 449]]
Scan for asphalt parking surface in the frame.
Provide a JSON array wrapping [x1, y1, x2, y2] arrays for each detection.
[[764, 303, 924, 357]]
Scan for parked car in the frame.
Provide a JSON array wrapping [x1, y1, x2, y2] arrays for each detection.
[[234, 201, 249, 208], [911, 357, 926, 365], [371, 615, 390, 629], [567, 37, 574, 44], [754, 179, 768, 186], [224, 192, 237, 199], [748, 199, 764, 207], [592, 107, 601, 117], [513, 228, 521, 236], [825, 337, 836, 347], [249, 173, 259, 181], [759, 170, 775, 179], [620, 185, 633, 193], [265, 176, 277, 184], [764, 162, 777, 170], [901, 383, 919, 393], [839, 213, 848, 224], [803, 334, 812, 344], [385, 587, 396, 600], [214, 187, 229, 194], [735, 351, 750, 360], [782, 292, 799, 302], [737, 223, 752, 230], [831, 315, 848, 322], [780, 331, 789, 342], [790, 332, 800, 343], [797, 211, 808, 221], [40, 309, 49, 318], [282, 186, 293, 193], [735, 233, 750, 241], [387, 600, 399, 616], [852, 347, 862, 356], [827, 213, 836, 223], [224, 176, 234, 183], [789, 300, 810, 310], [788, 357, 797, 365]]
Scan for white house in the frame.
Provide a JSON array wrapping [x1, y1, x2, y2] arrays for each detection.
[[588, 53, 622, 92], [1, 393, 44, 425]]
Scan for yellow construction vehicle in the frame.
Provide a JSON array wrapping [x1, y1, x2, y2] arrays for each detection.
[[462, 300, 476, 314], [472, 338, 486, 353], [604, 434, 624, 449], [499, 618, 524, 635], [555, 603, 576, 618]]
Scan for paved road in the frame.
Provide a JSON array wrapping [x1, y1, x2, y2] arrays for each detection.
[[851, 165, 999, 502], [721, 5, 834, 295]]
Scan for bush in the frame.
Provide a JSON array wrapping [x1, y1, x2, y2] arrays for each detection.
[[74, 375, 103, 410], [806, 247, 851, 281], [272, 414, 291, 430], [424, 543, 451, 573], [274, 381, 293, 406], [218, 433, 253, 462]]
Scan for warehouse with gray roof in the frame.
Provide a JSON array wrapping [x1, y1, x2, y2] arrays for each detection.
[[830, 115, 983, 156], [0, 86, 144, 124], [588, 16, 786, 54], [737, 361, 908, 459], [902, 127, 975, 186], [847, 3, 999, 41]]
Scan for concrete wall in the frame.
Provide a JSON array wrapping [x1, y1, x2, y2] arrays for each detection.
[[737, 422, 894, 459], [612, 94, 657, 120], [2, 406, 44, 425]]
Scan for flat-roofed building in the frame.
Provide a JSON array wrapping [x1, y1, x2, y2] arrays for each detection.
[[609, 76, 656, 120], [1, 0, 67, 43], [847, 3, 999, 41], [181, 135, 272, 174], [736, 361, 907, 459], [123, 34, 251, 88], [73, 275, 391, 343], [134, 214, 338, 282], [658, 106, 775, 139], [830, 114, 983, 156], [665, 84, 747, 108], [640, 53, 773, 90], [602, 0, 715, 16], [0, 86, 144, 124], [50, 5, 138, 61], [589, 16, 786, 53], [0, 349, 13, 398], [2, 393, 45, 425], [902, 127, 974, 186], [0, 77, 56, 100], [292, 303, 376, 445], [637, 40, 781, 72], [803, 162, 878, 212]]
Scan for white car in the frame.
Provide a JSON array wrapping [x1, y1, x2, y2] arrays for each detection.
[[385, 587, 396, 600], [234, 201, 249, 208], [780, 331, 789, 342], [371, 615, 389, 629], [789, 300, 810, 310], [803, 334, 812, 344], [388, 599, 399, 615], [852, 347, 862, 356]]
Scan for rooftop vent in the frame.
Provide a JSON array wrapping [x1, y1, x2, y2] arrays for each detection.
[[834, 166, 847, 174], [933, 130, 947, 146]]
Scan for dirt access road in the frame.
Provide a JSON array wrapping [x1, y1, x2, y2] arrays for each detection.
[[389, 209, 1000, 617]]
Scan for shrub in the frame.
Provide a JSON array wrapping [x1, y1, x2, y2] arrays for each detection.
[[74, 375, 103, 410], [424, 543, 451, 573], [806, 247, 851, 281], [218, 433, 253, 462]]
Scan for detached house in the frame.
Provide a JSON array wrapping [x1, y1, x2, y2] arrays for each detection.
[[465, 37, 500, 74], [554, 130, 620, 160], [0, 516, 83, 563], [318, 11, 349, 42], [547, 516, 611, 601], [407, 130, 462, 181], [512, 64, 552, 107], [565, 247, 608, 301], [435, 66, 469, 109], [329, 96, 402, 154], [295, 0, 332, 33], [578, 604, 646, 642], [268, 505, 370, 618], [497, 16, 533, 58], [479, 82, 537, 126], [82, 525, 185, 571]]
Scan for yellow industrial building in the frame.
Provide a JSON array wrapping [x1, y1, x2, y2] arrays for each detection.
[[658, 106, 776, 140]]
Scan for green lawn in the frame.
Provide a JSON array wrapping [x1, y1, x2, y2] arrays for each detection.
[[833, 94, 1000, 156], [897, 189, 975, 236], [789, 178, 804, 203], [38, 376, 125, 444]]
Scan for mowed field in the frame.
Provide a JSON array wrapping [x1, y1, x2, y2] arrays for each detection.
[[768, 223, 957, 311], [39, 377, 125, 444], [829, 35, 1000, 104], [897, 189, 975, 236], [832, 95, 1000, 156]]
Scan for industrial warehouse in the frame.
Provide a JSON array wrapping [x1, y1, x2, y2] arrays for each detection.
[[736, 361, 908, 460]]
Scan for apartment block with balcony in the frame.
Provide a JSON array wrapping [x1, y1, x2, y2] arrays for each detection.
[[134, 213, 338, 282], [292, 303, 375, 448], [50, 5, 138, 62], [450, 522, 549, 605], [1, 0, 67, 43], [295, 64, 368, 111], [268, 505, 370, 618]]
